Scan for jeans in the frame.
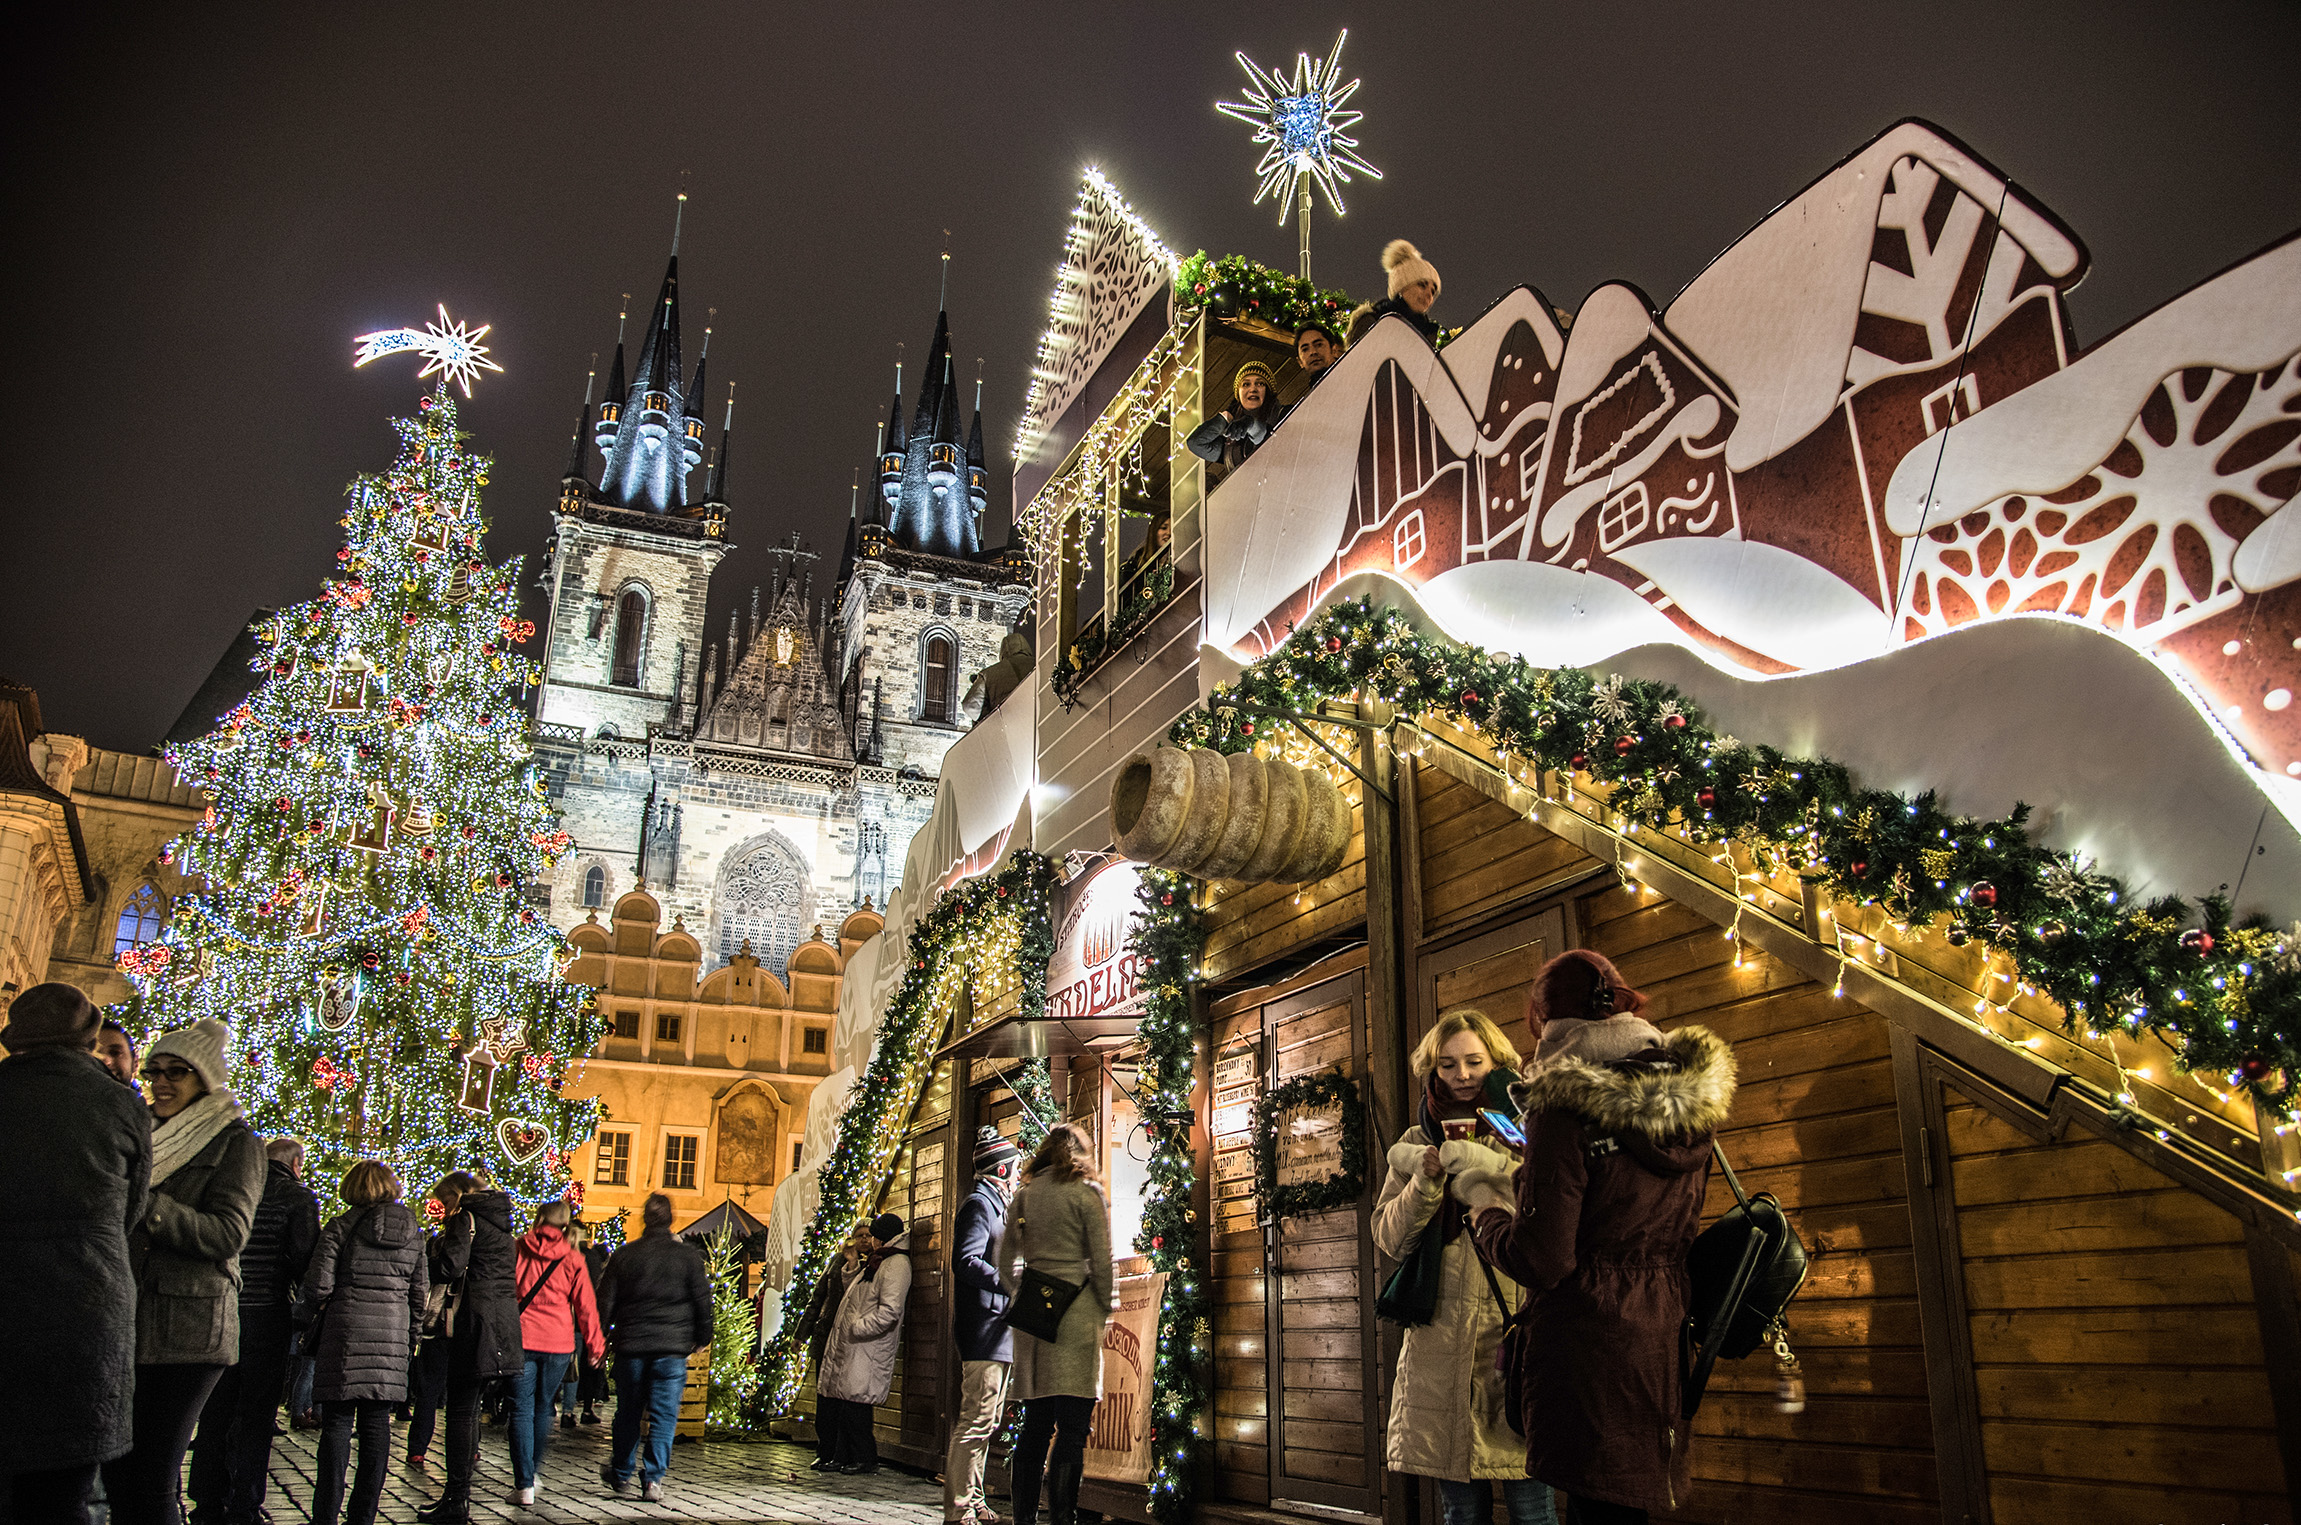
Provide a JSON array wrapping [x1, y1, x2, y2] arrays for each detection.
[[556, 1355, 581, 1417], [405, 1337, 451, 1460], [313, 1399, 393, 1525], [102, 1363, 226, 1525], [1438, 1478, 1559, 1525], [1010, 1394, 1095, 1524], [186, 1309, 293, 1522], [608, 1354, 687, 1487], [509, 1351, 573, 1487], [288, 1352, 317, 1420], [942, 1360, 1011, 1516]]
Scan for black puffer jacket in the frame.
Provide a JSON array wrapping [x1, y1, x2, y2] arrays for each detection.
[[597, 1229, 712, 1358], [240, 1159, 321, 1313], [436, 1190, 521, 1382], [304, 1200, 427, 1402]]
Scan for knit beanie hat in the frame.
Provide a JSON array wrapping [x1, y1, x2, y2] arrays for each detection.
[[1526, 950, 1659, 1068], [869, 1212, 905, 1243], [1383, 239, 1441, 300], [147, 1017, 231, 1093], [0, 982, 101, 1052], [972, 1124, 1022, 1176], [1232, 360, 1278, 399]]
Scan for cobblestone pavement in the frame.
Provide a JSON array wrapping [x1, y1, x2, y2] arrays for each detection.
[[252, 1415, 949, 1525]]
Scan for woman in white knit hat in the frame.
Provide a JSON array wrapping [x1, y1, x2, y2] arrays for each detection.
[[1347, 240, 1444, 346], [102, 1018, 266, 1525]]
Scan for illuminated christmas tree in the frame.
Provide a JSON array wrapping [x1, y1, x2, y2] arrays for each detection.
[[122, 381, 603, 1209]]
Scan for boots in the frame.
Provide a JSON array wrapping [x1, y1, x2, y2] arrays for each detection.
[[1010, 1463, 1044, 1525], [1046, 1460, 1083, 1525], [413, 1484, 470, 1525]]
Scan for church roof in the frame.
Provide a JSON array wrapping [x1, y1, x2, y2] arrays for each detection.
[[698, 577, 853, 761]]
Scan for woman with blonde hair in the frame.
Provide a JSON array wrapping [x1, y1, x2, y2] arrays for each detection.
[[996, 1122, 1112, 1525], [1373, 1009, 1555, 1525], [302, 1160, 427, 1525]]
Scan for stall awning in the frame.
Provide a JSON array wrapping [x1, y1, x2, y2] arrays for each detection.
[[937, 1009, 1142, 1061], [678, 1199, 766, 1257]]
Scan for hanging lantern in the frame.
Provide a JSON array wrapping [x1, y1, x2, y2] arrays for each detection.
[[458, 1044, 500, 1113]]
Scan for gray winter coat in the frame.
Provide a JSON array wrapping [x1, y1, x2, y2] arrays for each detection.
[[132, 1116, 266, 1366], [304, 1200, 428, 1403], [818, 1240, 911, 1406], [0, 1048, 151, 1473], [997, 1176, 1112, 1401]]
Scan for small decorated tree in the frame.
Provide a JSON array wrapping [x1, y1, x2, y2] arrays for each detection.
[[122, 384, 602, 1208], [704, 1228, 760, 1427]]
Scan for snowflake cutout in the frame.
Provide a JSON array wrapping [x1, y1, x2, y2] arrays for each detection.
[[1592, 674, 1633, 726], [1216, 30, 1383, 220], [354, 305, 506, 397], [2271, 923, 2301, 976], [2039, 854, 2103, 906]]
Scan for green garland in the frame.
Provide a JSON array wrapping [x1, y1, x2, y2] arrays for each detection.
[[750, 850, 1058, 1419], [1011, 1057, 1054, 1151], [1053, 563, 1177, 710], [1129, 868, 1209, 1525], [1174, 251, 1355, 338], [1169, 600, 2301, 1115], [1251, 1068, 1368, 1221]]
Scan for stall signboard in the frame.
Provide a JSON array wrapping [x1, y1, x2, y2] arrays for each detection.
[[1047, 860, 1148, 1024], [1084, 1271, 1167, 1485], [1274, 1094, 1347, 1189], [1213, 1149, 1254, 1185], [1213, 1050, 1259, 1087]]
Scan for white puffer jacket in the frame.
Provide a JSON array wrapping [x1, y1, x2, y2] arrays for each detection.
[[817, 1238, 912, 1406], [1371, 1128, 1525, 1482]]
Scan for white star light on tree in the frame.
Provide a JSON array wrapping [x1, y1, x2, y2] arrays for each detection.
[[1216, 29, 1381, 222], [354, 305, 505, 397]]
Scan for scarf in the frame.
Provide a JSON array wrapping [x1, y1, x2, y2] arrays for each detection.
[[1417, 1068, 1520, 1243], [150, 1086, 246, 1186]]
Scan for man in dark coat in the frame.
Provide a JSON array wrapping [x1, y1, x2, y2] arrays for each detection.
[[596, 1193, 712, 1503], [415, 1175, 520, 1525], [0, 984, 151, 1525], [187, 1136, 320, 1525], [942, 1128, 1020, 1524]]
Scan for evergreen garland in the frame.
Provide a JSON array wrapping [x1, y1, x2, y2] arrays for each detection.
[[1250, 1068, 1368, 1221], [1128, 868, 1210, 1525], [1174, 251, 1355, 338], [1169, 600, 2301, 1114], [1010, 1057, 1055, 1151], [751, 850, 1059, 1417]]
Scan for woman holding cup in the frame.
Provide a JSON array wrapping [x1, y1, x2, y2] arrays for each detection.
[[1372, 1010, 1556, 1525]]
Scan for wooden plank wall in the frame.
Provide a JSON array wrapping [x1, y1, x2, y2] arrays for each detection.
[[1576, 881, 1941, 1525], [1413, 760, 1596, 943], [1199, 803, 1367, 983], [872, 1060, 954, 1470], [1942, 1087, 2291, 1524], [1209, 997, 1273, 1504]]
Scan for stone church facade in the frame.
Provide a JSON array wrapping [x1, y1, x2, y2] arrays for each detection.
[[532, 255, 1030, 985]]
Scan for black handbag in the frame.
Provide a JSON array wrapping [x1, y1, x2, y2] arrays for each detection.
[[1374, 1212, 1446, 1326], [1004, 1266, 1085, 1343], [1683, 1139, 1808, 1419], [1464, 1227, 1528, 1438]]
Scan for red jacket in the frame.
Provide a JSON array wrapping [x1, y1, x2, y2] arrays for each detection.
[[514, 1226, 604, 1363]]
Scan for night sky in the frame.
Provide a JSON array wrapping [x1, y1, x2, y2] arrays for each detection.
[[10, 1, 2296, 755]]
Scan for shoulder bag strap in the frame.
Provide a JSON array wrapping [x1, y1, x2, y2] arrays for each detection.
[[518, 1255, 569, 1315], [1711, 1138, 1752, 1211], [1463, 1211, 1513, 1319]]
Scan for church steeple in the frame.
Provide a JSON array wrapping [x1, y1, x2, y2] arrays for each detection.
[[883, 306, 982, 559], [595, 195, 711, 515]]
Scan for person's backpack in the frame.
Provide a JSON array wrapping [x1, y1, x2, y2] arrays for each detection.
[[1683, 1139, 1808, 1419]]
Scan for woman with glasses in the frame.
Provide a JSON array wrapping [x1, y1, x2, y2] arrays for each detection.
[[103, 1019, 265, 1525]]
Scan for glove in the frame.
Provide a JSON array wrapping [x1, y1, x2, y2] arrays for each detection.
[[1386, 1140, 1444, 1199], [1439, 1139, 1513, 1179], [1454, 1167, 1515, 1219]]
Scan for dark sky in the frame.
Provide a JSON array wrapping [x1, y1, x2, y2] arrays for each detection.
[[10, 1, 2296, 754]]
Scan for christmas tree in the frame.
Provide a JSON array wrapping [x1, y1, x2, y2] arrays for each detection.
[[121, 384, 603, 1210]]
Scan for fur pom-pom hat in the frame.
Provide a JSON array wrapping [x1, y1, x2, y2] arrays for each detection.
[[1383, 239, 1441, 299]]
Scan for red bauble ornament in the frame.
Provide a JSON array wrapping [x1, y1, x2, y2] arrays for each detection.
[[1613, 735, 1635, 756], [1160, 893, 1174, 906], [256, 900, 275, 917], [395, 971, 412, 986], [307, 818, 325, 833], [274, 796, 292, 812], [481, 643, 497, 656], [403, 614, 419, 627], [360, 950, 381, 970], [271, 659, 292, 675], [478, 714, 494, 727], [420, 846, 437, 861], [995, 886, 1008, 898], [1697, 787, 1717, 809], [1240, 721, 1255, 735], [2179, 928, 2215, 954], [1664, 713, 1687, 730], [2240, 1053, 2275, 1082], [1461, 689, 1482, 708], [520, 909, 536, 924], [493, 873, 512, 889], [461, 825, 476, 839], [1968, 881, 2000, 910], [1849, 860, 1868, 878], [1326, 636, 1342, 652], [1569, 753, 1587, 770], [1151, 1235, 1165, 1249]]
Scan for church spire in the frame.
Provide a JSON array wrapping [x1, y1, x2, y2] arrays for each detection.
[[565, 358, 596, 481], [596, 198, 709, 514]]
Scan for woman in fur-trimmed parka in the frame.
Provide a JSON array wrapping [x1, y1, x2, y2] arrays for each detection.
[[1464, 951, 1737, 1524], [1371, 1009, 1553, 1525]]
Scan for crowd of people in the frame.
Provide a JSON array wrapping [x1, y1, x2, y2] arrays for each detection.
[[0, 984, 714, 1525]]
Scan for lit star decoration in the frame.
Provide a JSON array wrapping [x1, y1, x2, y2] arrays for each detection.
[[1216, 30, 1381, 222], [354, 305, 505, 397]]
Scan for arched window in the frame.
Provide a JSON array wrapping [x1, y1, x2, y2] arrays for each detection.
[[582, 865, 606, 908], [114, 882, 165, 956], [716, 835, 814, 975], [611, 588, 648, 687], [924, 636, 954, 722]]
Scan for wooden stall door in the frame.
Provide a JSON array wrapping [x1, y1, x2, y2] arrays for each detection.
[[1900, 1042, 2294, 1525], [1414, 907, 1567, 1064]]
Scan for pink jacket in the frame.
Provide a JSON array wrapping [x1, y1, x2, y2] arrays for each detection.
[[514, 1226, 604, 1363]]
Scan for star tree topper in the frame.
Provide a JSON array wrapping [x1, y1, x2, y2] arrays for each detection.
[[354, 305, 505, 397], [1216, 30, 1382, 224]]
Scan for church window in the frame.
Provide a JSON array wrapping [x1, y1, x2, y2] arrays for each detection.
[[662, 1133, 699, 1191], [924, 637, 954, 722], [594, 1131, 630, 1186], [114, 882, 165, 956], [656, 1012, 683, 1043], [611, 588, 649, 687], [582, 865, 606, 908], [935, 593, 952, 615], [716, 836, 813, 976], [913, 592, 927, 610], [803, 1026, 827, 1055]]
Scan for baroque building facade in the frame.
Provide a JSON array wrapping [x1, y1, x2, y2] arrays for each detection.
[[532, 256, 1030, 989]]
